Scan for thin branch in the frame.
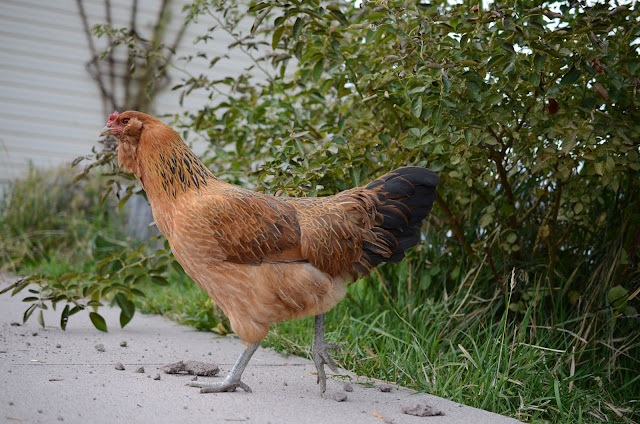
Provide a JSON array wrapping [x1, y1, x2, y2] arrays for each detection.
[[435, 193, 475, 258], [76, 0, 117, 112], [105, 0, 115, 103], [124, 0, 138, 108], [516, 189, 546, 226], [487, 143, 518, 228], [547, 182, 564, 282]]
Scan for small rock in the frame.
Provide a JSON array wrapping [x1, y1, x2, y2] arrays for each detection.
[[120, 341, 127, 347], [153, 374, 161, 380], [379, 383, 392, 392], [10, 322, 21, 326], [161, 360, 219, 376], [401, 402, 444, 417], [95, 344, 105, 352], [283, 381, 287, 386], [56, 344, 61, 348], [383, 418, 396, 424], [343, 383, 354, 392], [114, 363, 125, 371], [26, 342, 30, 346], [333, 392, 348, 402], [32, 332, 38, 336], [38, 409, 43, 414], [57, 416, 64, 421], [8, 401, 14, 406], [135, 367, 145, 373], [191, 376, 198, 381]]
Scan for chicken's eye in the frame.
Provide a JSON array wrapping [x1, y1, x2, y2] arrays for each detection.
[[122, 118, 130, 125]]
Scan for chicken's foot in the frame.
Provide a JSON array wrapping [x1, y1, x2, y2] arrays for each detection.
[[313, 313, 339, 393], [188, 341, 260, 393]]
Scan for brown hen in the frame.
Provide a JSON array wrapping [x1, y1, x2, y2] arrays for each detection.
[[100, 111, 439, 393]]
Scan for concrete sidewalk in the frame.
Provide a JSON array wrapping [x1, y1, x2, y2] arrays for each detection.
[[0, 278, 520, 424]]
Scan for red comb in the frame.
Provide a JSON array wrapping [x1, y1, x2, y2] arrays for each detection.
[[107, 111, 119, 125]]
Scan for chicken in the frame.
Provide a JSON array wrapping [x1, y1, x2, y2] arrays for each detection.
[[100, 111, 439, 393]]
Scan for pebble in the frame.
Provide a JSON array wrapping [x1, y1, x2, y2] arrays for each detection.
[[154, 374, 161, 380], [56, 344, 61, 348], [401, 402, 444, 417], [343, 383, 353, 392], [333, 392, 348, 402], [135, 367, 145, 373], [115, 363, 125, 371], [120, 341, 127, 347], [95, 344, 105, 352], [379, 383, 392, 392]]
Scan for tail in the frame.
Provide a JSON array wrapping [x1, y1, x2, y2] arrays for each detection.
[[360, 167, 439, 269]]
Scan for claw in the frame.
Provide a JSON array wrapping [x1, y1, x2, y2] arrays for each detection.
[[190, 380, 252, 393], [187, 341, 259, 394], [313, 314, 340, 393]]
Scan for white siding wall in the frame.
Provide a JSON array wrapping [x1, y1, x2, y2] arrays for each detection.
[[0, 0, 262, 184]]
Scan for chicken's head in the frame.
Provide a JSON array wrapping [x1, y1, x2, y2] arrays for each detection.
[[100, 110, 144, 142], [100, 111, 147, 177]]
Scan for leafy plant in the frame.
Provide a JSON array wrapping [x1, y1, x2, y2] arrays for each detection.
[[1, 1, 639, 420]]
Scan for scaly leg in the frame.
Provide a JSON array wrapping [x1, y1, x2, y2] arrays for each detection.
[[189, 341, 260, 393], [313, 314, 339, 393]]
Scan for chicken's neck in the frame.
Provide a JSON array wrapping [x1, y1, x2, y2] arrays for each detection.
[[140, 140, 217, 202]]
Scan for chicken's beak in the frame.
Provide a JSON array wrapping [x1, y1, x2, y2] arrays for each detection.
[[100, 126, 112, 137]]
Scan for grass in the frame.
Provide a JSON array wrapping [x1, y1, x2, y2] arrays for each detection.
[[1, 166, 638, 423]]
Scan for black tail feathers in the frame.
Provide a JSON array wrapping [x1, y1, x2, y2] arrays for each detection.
[[363, 167, 439, 266]]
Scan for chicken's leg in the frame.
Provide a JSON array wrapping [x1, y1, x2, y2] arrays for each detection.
[[313, 313, 339, 393], [189, 341, 260, 393]]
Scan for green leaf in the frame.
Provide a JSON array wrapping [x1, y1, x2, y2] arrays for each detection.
[[38, 309, 45, 328], [292, 17, 303, 40], [89, 312, 108, 332], [247, 2, 270, 13], [60, 305, 70, 331], [329, 9, 348, 25], [500, 42, 515, 55], [486, 93, 501, 105], [313, 58, 324, 82], [608, 286, 628, 309], [533, 53, 546, 72], [22, 296, 39, 302], [272, 25, 285, 50], [594, 161, 604, 176], [432, 105, 442, 129], [119, 308, 135, 328], [479, 214, 493, 228], [529, 72, 540, 87], [151, 276, 169, 286], [23, 304, 37, 323], [560, 66, 581, 85], [411, 97, 423, 118], [115, 293, 135, 323], [251, 8, 270, 35], [464, 129, 472, 145], [402, 137, 420, 148], [117, 191, 133, 211]]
